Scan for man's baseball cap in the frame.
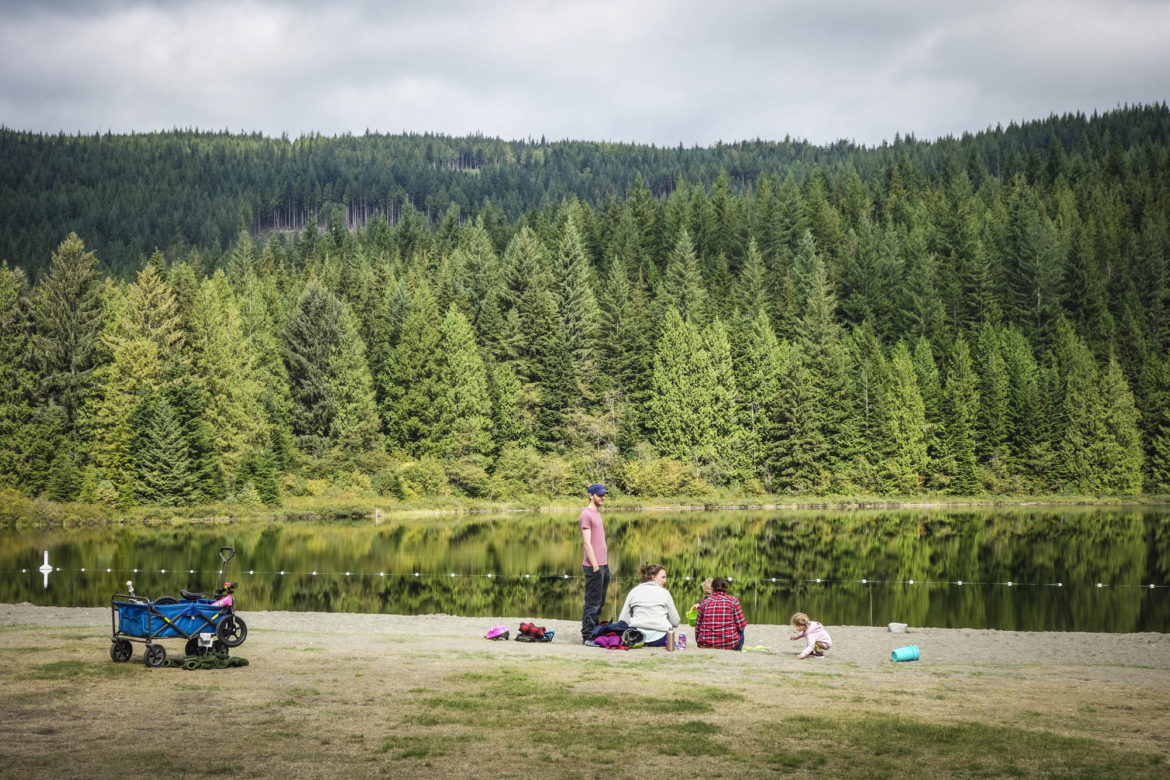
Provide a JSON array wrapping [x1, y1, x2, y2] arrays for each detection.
[[587, 483, 607, 496]]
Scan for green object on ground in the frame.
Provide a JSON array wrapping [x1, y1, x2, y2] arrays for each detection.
[[164, 652, 249, 670]]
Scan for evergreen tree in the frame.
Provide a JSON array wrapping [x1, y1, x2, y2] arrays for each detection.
[[739, 309, 787, 488], [434, 305, 493, 460], [880, 341, 928, 494], [645, 307, 715, 468], [31, 233, 104, 428], [1140, 353, 1170, 492], [235, 448, 282, 505], [381, 279, 442, 454], [1097, 354, 1144, 493], [164, 372, 227, 502], [794, 240, 857, 486], [0, 264, 34, 490], [659, 229, 708, 325], [1001, 326, 1049, 485], [942, 336, 980, 494], [488, 360, 530, 449], [975, 323, 1010, 478], [500, 227, 557, 383], [912, 336, 944, 488], [192, 272, 271, 471], [134, 397, 196, 506], [774, 342, 828, 493], [552, 210, 601, 370], [46, 450, 81, 502]]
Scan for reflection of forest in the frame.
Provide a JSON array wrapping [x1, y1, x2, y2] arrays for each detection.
[[2, 507, 1167, 631]]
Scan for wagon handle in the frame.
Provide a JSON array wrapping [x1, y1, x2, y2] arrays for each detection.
[[219, 547, 235, 565]]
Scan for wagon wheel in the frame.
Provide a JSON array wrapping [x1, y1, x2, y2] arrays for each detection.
[[144, 644, 167, 668], [110, 639, 133, 663], [185, 637, 208, 657], [215, 615, 248, 647], [153, 596, 179, 605], [211, 640, 229, 655]]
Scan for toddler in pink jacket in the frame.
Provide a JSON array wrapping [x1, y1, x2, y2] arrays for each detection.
[[790, 612, 832, 659]]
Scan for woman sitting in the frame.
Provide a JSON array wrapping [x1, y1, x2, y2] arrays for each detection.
[[618, 562, 681, 647], [695, 577, 746, 650]]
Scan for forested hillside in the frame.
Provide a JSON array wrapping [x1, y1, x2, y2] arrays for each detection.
[[1, 104, 1168, 506]]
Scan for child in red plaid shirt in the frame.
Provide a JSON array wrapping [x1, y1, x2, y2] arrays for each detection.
[[695, 577, 746, 650]]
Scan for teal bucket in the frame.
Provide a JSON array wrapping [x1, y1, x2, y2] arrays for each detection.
[[891, 644, 920, 662]]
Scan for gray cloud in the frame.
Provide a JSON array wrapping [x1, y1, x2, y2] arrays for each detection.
[[1, 0, 1167, 145]]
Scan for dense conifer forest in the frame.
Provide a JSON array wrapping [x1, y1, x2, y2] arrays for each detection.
[[1, 104, 1168, 506]]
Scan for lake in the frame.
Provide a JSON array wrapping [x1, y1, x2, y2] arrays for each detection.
[[3, 506, 1168, 632]]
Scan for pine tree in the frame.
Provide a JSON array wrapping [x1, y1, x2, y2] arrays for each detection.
[[135, 397, 196, 506], [739, 309, 787, 488], [975, 323, 1010, 478], [794, 241, 857, 486], [46, 450, 81, 502], [381, 279, 442, 454], [1000, 326, 1048, 485], [942, 336, 980, 494], [774, 343, 828, 493], [880, 341, 928, 494], [32, 233, 104, 428], [164, 372, 227, 502], [0, 264, 34, 490], [552, 210, 601, 370], [192, 272, 270, 470], [500, 227, 557, 383], [659, 229, 707, 326], [703, 318, 743, 482], [434, 306, 493, 460], [912, 336, 944, 488], [732, 239, 769, 321], [488, 360, 530, 449], [1097, 354, 1144, 494], [1051, 318, 1106, 492], [645, 307, 714, 468], [1141, 353, 1170, 492]]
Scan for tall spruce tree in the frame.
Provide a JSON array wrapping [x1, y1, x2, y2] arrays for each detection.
[[134, 397, 195, 506], [434, 305, 493, 460], [738, 309, 787, 488], [31, 233, 104, 428], [942, 336, 980, 494], [645, 307, 715, 469], [192, 272, 270, 471], [659, 229, 708, 326], [880, 341, 928, 494], [381, 279, 442, 454], [0, 264, 34, 491]]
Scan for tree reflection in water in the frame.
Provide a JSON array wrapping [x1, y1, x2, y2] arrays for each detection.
[[3, 507, 1167, 632]]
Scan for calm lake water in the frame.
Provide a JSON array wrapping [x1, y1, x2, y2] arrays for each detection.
[[3, 506, 1168, 632]]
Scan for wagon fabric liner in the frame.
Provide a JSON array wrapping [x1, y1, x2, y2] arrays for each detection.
[[114, 599, 228, 638]]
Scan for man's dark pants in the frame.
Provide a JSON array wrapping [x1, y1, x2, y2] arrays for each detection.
[[581, 564, 611, 641]]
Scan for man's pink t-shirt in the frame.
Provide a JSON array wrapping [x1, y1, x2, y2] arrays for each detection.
[[579, 505, 607, 567]]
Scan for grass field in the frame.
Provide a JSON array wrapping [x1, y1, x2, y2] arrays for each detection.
[[1, 615, 1167, 778]]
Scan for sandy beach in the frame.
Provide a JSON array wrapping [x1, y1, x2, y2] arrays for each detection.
[[4, 602, 1168, 669], [3, 602, 1169, 777]]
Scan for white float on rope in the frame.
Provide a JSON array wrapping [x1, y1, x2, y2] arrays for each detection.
[[39, 550, 53, 589]]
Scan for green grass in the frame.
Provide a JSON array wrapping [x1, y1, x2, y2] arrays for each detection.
[[752, 713, 1165, 777], [21, 659, 139, 681]]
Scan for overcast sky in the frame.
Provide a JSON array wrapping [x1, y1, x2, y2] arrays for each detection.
[[1, 0, 1168, 147]]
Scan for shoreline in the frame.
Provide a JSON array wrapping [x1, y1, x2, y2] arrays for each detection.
[[4, 491, 1167, 528], [4, 602, 1169, 670]]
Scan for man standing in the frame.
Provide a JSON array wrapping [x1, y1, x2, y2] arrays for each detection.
[[580, 483, 610, 643]]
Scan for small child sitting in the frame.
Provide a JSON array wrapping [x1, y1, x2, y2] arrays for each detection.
[[790, 612, 832, 659], [689, 578, 714, 613]]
